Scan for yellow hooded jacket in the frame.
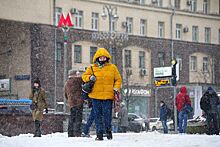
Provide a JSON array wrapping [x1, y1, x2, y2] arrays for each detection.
[[82, 48, 122, 100]]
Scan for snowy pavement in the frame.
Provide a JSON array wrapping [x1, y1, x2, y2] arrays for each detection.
[[0, 132, 220, 147]]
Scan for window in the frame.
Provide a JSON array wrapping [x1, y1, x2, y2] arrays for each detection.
[[140, 19, 146, 36], [0, 75, 6, 79], [203, 57, 209, 72], [192, 26, 199, 42], [176, 56, 183, 71], [158, 22, 165, 38], [139, 51, 145, 68], [74, 45, 82, 63], [56, 43, 62, 62], [190, 56, 197, 71], [203, 0, 209, 14], [157, 0, 163, 7], [205, 27, 211, 43], [90, 46, 97, 63], [74, 10, 83, 28], [91, 12, 99, 30], [158, 52, 165, 66], [124, 50, 131, 68], [55, 7, 62, 26], [126, 17, 133, 34], [140, 0, 145, 4], [176, 24, 182, 40], [107, 48, 116, 64], [190, 0, 197, 12], [175, 0, 181, 9]]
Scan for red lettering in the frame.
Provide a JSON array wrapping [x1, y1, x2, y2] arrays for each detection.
[[58, 13, 73, 27]]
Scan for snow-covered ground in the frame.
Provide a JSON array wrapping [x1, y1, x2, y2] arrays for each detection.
[[0, 132, 220, 147]]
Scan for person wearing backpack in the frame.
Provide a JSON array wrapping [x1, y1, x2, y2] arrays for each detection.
[[200, 87, 220, 135], [176, 86, 192, 133], [159, 101, 170, 134]]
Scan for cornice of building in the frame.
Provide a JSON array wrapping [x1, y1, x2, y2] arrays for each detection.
[[82, 0, 220, 21]]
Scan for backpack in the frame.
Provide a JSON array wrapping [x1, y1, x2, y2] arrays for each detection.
[[200, 94, 211, 112], [183, 95, 193, 114]]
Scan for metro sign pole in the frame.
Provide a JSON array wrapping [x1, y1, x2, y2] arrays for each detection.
[[57, 13, 73, 113]]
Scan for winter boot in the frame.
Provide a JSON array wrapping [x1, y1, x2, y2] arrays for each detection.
[[95, 134, 103, 141], [68, 132, 74, 137], [34, 120, 42, 137], [81, 132, 90, 137], [106, 129, 113, 140]]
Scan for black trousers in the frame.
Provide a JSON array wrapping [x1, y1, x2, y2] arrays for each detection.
[[207, 113, 219, 135], [68, 104, 83, 137]]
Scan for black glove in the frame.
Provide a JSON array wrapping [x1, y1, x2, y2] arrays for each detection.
[[45, 108, 48, 113]]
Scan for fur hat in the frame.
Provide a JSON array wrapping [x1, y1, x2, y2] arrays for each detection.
[[33, 78, 41, 87]]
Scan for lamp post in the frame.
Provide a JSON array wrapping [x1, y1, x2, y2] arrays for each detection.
[[170, 3, 177, 133], [92, 5, 128, 67], [101, 5, 119, 33], [170, 6, 175, 60], [100, 5, 119, 64], [62, 26, 69, 113]]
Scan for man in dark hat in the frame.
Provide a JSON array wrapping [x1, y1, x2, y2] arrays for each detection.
[[29, 78, 48, 137], [200, 87, 220, 135]]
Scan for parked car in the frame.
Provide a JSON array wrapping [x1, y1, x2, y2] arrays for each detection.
[[149, 118, 162, 131], [166, 115, 207, 133], [187, 115, 206, 127], [128, 113, 146, 133], [167, 119, 175, 131]]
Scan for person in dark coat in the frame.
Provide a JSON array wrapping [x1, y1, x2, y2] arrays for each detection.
[[118, 102, 128, 133], [159, 101, 168, 134], [176, 86, 192, 133], [64, 70, 84, 137], [200, 87, 220, 135], [29, 78, 48, 137]]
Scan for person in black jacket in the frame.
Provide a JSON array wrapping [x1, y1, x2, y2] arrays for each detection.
[[159, 101, 169, 134], [200, 87, 220, 135]]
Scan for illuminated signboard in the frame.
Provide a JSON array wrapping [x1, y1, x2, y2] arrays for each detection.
[[154, 67, 172, 78], [154, 79, 171, 87]]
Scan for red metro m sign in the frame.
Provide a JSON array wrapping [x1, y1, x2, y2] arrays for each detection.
[[58, 13, 73, 27]]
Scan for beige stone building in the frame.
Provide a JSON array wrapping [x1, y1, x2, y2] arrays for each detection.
[[0, 0, 220, 117], [54, 0, 220, 85], [1, 0, 219, 87]]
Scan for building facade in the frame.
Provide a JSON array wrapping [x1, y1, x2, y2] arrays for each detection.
[[0, 0, 220, 117]]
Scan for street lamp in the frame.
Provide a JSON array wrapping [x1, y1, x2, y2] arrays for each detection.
[[92, 5, 128, 66], [170, 6, 175, 60], [62, 26, 69, 113], [101, 5, 119, 33], [92, 5, 128, 45], [169, 2, 177, 133]]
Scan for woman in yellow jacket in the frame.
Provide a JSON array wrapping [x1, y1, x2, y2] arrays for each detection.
[[82, 48, 122, 140]]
